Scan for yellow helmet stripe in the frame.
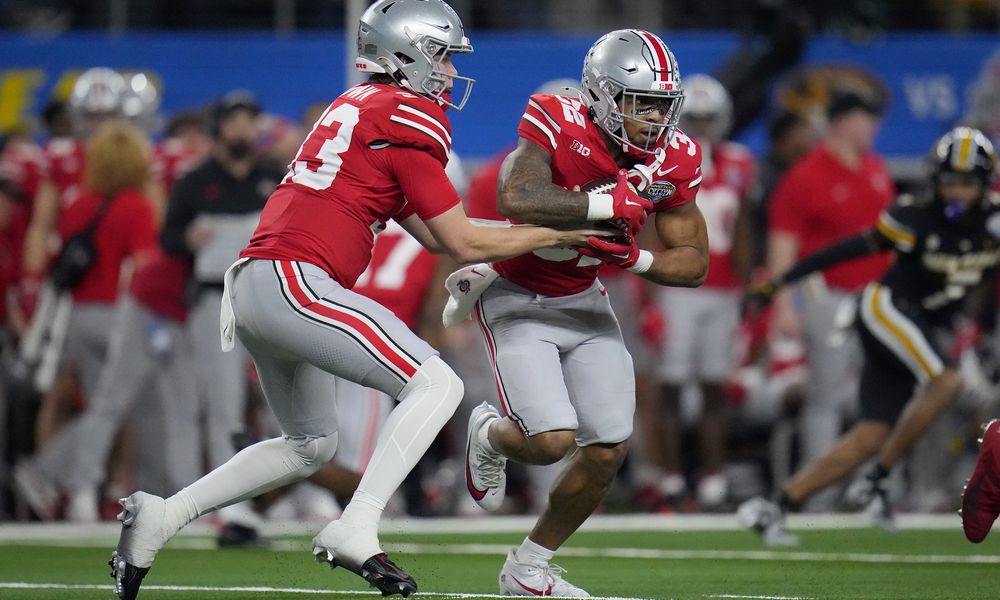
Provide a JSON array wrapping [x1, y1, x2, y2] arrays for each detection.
[[956, 131, 973, 172]]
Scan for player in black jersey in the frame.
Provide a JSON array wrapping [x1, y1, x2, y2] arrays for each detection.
[[736, 127, 999, 545]]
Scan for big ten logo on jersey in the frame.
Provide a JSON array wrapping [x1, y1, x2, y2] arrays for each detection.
[[0, 68, 164, 133], [570, 140, 591, 157], [354, 221, 425, 291], [696, 186, 739, 254]]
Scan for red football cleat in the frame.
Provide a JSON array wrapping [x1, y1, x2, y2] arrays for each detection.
[[962, 419, 1000, 543]]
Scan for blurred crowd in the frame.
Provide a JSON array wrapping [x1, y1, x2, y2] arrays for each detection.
[[0, 53, 999, 541]]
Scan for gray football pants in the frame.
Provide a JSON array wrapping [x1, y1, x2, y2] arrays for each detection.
[[229, 259, 437, 438], [34, 297, 200, 493], [799, 287, 862, 511]]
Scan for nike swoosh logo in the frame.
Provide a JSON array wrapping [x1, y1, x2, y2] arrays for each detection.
[[510, 574, 553, 596], [470, 267, 484, 277], [656, 165, 678, 176], [625, 200, 643, 207], [465, 439, 487, 501]]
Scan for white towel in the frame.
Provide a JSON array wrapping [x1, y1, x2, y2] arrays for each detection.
[[220, 257, 250, 352], [442, 263, 499, 327]]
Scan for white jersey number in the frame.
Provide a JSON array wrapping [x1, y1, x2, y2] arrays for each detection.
[[354, 225, 424, 290], [287, 103, 361, 191]]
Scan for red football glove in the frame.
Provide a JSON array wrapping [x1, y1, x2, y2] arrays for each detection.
[[578, 232, 641, 269], [609, 169, 652, 234]]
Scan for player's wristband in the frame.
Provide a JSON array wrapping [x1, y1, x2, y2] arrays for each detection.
[[586, 192, 614, 221], [627, 250, 654, 274]]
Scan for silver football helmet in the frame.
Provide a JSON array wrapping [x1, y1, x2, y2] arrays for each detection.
[[356, 0, 474, 110], [68, 67, 128, 137], [121, 71, 162, 133], [69, 67, 126, 118], [679, 74, 732, 142], [580, 29, 685, 155]]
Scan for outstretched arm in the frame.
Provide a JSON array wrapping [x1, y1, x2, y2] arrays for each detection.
[[776, 228, 889, 287]]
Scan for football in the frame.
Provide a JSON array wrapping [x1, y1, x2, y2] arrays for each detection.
[[579, 178, 631, 242]]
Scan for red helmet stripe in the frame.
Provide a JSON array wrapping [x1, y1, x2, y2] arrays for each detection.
[[635, 29, 671, 82]]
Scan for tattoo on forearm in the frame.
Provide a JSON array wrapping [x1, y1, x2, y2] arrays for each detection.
[[500, 153, 590, 225]]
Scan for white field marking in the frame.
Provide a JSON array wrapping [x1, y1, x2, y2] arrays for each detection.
[[382, 543, 1000, 565], [705, 596, 812, 600], [0, 582, 653, 600], [0, 512, 963, 542]]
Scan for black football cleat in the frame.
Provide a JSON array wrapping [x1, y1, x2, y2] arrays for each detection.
[[315, 549, 418, 597], [217, 522, 273, 549], [109, 550, 150, 600]]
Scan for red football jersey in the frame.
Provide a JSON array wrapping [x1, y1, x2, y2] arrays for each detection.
[[492, 93, 702, 297], [352, 221, 438, 329], [464, 150, 508, 223], [0, 141, 46, 205], [698, 141, 755, 289], [129, 248, 192, 322], [43, 137, 86, 197], [769, 144, 893, 291], [242, 83, 459, 288]]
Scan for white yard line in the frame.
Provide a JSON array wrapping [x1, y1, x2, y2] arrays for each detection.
[[705, 596, 813, 600], [0, 582, 654, 599]]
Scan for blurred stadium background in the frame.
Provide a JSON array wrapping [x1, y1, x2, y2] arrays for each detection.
[[1, 1, 1000, 598]]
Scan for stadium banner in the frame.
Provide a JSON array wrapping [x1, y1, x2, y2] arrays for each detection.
[[0, 32, 996, 159]]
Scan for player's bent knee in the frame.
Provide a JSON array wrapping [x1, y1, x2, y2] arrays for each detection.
[[527, 430, 577, 464], [410, 355, 465, 413], [582, 440, 630, 473], [286, 431, 339, 475]]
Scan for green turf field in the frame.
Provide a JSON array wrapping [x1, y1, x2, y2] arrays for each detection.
[[1, 525, 998, 599]]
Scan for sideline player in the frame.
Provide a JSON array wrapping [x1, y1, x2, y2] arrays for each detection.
[[461, 29, 707, 596], [738, 127, 1000, 545], [109, 1, 610, 598], [650, 74, 756, 508]]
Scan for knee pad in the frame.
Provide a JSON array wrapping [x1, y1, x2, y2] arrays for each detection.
[[403, 355, 464, 413], [286, 430, 339, 472]]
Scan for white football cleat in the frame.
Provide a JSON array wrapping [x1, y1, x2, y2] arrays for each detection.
[[499, 549, 590, 597], [111, 492, 174, 599], [312, 519, 417, 597], [312, 519, 383, 570], [736, 497, 799, 547], [697, 473, 728, 508], [465, 402, 506, 511]]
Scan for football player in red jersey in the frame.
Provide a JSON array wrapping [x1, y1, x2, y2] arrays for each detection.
[[108, 2, 606, 598], [459, 30, 708, 596]]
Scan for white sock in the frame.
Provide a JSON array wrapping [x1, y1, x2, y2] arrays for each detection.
[[516, 537, 556, 566], [480, 418, 498, 454], [348, 356, 463, 528], [163, 433, 338, 530]]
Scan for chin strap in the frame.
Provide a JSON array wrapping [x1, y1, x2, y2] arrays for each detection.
[[627, 147, 666, 193]]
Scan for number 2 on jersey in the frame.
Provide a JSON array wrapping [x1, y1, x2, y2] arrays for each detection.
[[287, 103, 361, 190]]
